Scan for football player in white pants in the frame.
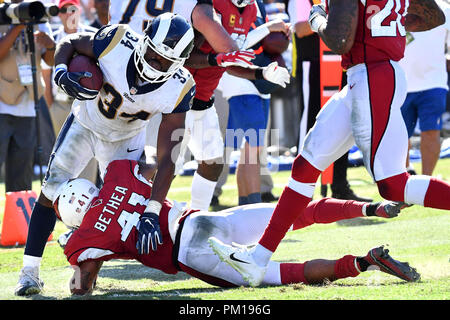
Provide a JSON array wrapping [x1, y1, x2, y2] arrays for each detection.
[[15, 13, 196, 296], [56, 160, 418, 295], [109, 0, 291, 211], [208, 0, 450, 288]]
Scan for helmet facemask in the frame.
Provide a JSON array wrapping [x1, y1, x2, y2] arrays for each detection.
[[231, 0, 255, 8], [133, 35, 185, 83], [133, 12, 194, 83]]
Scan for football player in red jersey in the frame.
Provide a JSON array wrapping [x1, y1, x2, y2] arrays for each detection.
[[209, 0, 450, 287], [56, 159, 417, 295], [176, 0, 291, 212]]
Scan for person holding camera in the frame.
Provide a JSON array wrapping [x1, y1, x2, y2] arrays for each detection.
[[0, 0, 55, 193]]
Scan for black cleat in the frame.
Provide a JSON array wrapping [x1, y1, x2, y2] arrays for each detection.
[[363, 246, 420, 282]]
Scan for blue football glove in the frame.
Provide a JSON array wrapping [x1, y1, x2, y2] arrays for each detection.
[[136, 212, 163, 254], [54, 67, 99, 101]]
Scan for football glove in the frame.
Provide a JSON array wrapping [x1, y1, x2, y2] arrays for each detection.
[[309, 4, 327, 33], [262, 62, 291, 88], [210, 50, 256, 68], [136, 212, 163, 254], [54, 66, 99, 101]]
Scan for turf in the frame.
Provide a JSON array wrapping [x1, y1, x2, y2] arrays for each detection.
[[0, 159, 449, 302]]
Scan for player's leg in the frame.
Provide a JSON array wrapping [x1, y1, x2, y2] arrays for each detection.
[[177, 204, 276, 286], [416, 88, 447, 175], [187, 107, 225, 210], [263, 245, 420, 286], [208, 87, 356, 286], [16, 115, 95, 296], [94, 128, 146, 177], [291, 198, 405, 230], [362, 62, 450, 210], [227, 95, 268, 204]]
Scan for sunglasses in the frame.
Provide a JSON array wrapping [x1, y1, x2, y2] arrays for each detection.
[[59, 6, 79, 14]]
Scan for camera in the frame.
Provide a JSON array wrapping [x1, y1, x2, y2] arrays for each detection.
[[0, 1, 59, 25]]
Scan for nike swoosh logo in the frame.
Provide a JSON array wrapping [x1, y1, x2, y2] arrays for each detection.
[[127, 148, 138, 153], [349, 84, 355, 90], [230, 253, 250, 264]]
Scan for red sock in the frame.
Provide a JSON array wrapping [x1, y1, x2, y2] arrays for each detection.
[[259, 187, 311, 252], [280, 263, 307, 284], [424, 178, 450, 210], [259, 156, 321, 252], [293, 198, 365, 230], [334, 255, 360, 279]]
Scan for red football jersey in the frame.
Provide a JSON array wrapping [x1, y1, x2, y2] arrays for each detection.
[[64, 160, 179, 275], [186, 0, 257, 102], [333, 0, 408, 69]]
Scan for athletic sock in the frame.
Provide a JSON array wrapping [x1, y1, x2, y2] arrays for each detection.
[[24, 202, 56, 259], [280, 263, 307, 284], [190, 171, 217, 211], [292, 198, 365, 230], [423, 177, 450, 210], [23, 255, 42, 269], [258, 156, 321, 254], [364, 202, 380, 216], [247, 192, 261, 204], [334, 255, 360, 279], [238, 196, 248, 206], [356, 257, 371, 272]]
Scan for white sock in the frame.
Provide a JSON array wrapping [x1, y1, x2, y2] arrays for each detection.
[[190, 171, 217, 211], [251, 244, 273, 267], [23, 255, 42, 269]]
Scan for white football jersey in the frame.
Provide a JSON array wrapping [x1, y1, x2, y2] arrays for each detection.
[[72, 24, 196, 142], [109, 0, 198, 33]]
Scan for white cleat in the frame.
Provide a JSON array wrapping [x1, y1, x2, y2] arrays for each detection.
[[15, 266, 44, 296], [208, 237, 266, 287]]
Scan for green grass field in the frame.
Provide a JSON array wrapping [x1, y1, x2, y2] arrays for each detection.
[[0, 159, 449, 301]]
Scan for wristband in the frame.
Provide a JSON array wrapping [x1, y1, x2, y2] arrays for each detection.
[[55, 63, 68, 74], [46, 46, 56, 51], [255, 68, 264, 80], [207, 53, 218, 66], [145, 200, 162, 216]]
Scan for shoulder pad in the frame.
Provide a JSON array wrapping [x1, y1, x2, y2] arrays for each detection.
[[93, 24, 128, 59]]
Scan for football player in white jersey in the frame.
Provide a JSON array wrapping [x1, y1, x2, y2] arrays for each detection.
[[109, 0, 290, 212], [15, 13, 196, 296]]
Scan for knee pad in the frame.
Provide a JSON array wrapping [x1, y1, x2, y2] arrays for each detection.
[[376, 172, 409, 201]]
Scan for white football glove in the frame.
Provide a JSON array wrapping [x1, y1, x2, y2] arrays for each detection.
[[262, 62, 290, 88], [308, 4, 327, 33]]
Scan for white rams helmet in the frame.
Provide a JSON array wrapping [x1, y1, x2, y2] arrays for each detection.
[[231, 0, 255, 8], [53, 179, 99, 229], [133, 12, 194, 83]]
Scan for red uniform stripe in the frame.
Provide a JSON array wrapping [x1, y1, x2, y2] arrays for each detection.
[[366, 61, 396, 178]]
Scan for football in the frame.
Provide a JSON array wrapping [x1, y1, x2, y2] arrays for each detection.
[[262, 32, 290, 56], [68, 55, 103, 91]]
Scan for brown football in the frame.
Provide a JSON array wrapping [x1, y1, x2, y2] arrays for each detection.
[[262, 32, 289, 56], [68, 55, 103, 91]]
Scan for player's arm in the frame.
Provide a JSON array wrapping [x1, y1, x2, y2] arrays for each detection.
[[53, 32, 99, 100], [226, 61, 291, 88], [135, 112, 185, 255], [151, 112, 186, 205], [309, 0, 358, 55], [405, 0, 446, 32], [186, 3, 253, 69], [70, 260, 103, 295], [191, 2, 239, 53], [54, 32, 96, 67]]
